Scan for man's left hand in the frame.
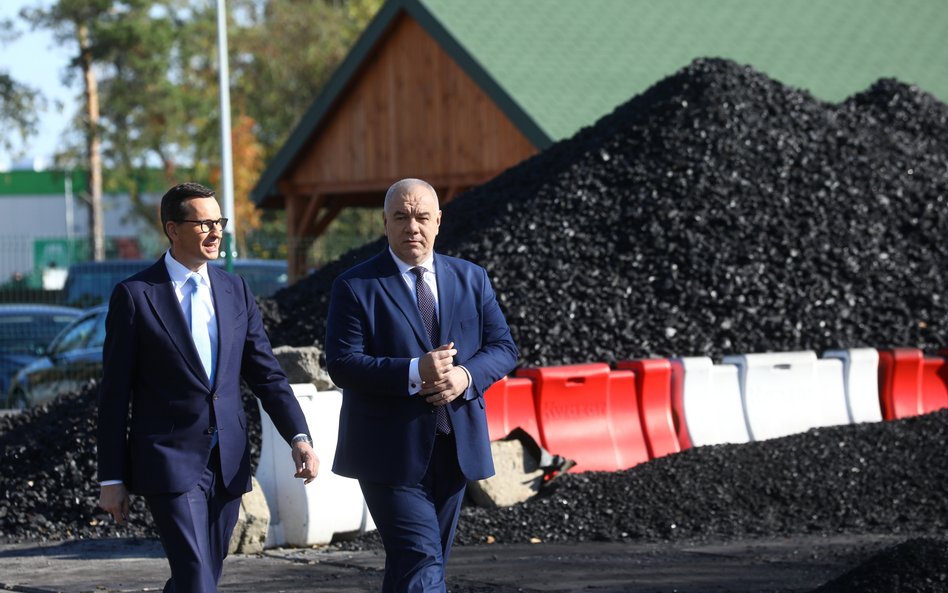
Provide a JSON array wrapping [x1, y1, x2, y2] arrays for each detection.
[[422, 366, 470, 406], [292, 442, 319, 484]]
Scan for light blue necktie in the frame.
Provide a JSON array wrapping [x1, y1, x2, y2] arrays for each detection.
[[188, 274, 214, 383]]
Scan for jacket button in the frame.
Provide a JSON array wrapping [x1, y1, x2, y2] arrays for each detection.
[[207, 427, 216, 434], [212, 394, 219, 401]]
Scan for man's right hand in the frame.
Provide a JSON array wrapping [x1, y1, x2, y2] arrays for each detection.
[[419, 342, 457, 383], [99, 483, 130, 526]]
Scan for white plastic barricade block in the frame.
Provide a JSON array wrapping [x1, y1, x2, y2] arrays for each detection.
[[722, 351, 850, 441], [822, 348, 883, 424], [255, 384, 373, 547], [674, 357, 750, 446]]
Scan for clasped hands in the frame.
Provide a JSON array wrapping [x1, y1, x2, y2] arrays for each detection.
[[418, 342, 469, 406]]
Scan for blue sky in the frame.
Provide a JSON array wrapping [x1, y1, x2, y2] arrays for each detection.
[[0, 0, 76, 171]]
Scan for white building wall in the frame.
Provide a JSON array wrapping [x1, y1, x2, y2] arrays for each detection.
[[0, 191, 163, 284]]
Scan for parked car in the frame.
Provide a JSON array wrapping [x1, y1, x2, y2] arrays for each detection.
[[62, 258, 289, 307], [6, 306, 108, 409], [0, 304, 83, 398]]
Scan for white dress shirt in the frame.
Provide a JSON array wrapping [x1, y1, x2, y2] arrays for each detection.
[[388, 248, 472, 397]]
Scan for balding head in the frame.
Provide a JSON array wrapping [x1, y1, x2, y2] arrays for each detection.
[[384, 178, 439, 213], [383, 178, 442, 265]]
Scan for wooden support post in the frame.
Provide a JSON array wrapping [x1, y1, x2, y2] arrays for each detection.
[[285, 192, 307, 284]]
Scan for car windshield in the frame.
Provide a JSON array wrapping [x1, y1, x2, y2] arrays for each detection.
[[233, 264, 288, 297], [48, 315, 100, 355], [0, 312, 79, 354], [63, 264, 148, 307]]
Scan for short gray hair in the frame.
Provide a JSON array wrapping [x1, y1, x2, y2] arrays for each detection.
[[383, 178, 439, 211]]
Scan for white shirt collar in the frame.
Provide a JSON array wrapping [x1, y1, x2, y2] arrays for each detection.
[[388, 247, 434, 276], [164, 250, 211, 288]]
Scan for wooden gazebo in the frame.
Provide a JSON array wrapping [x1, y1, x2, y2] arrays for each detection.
[[252, 0, 947, 281]]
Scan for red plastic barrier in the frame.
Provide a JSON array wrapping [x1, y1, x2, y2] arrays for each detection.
[[668, 360, 692, 450], [617, 359, 684, 458], [483, 375, 540, 443], [516, 363, 649, 472], [878, 348, 948, 420]]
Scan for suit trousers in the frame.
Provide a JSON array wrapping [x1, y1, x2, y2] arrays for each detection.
[[360, 434, 467, 593], [145, 448, 242, 593]]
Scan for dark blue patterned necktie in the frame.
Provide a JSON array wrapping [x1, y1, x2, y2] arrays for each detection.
[[412, 266, 451, 434]]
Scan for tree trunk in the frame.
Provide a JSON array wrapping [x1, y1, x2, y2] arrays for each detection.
[[78, 22, 104, 261]]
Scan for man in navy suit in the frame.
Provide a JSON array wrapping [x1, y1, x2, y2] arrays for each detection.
[[326, 178, 518, 592], [97, 182, 319, 593]]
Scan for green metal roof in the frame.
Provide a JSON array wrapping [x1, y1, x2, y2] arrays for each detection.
[[0, 170, 88, 196], [253, 0, 948, 205], [0, 168, 181, 197]]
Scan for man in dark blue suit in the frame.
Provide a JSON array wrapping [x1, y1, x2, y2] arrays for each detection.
[[97, 182, 319, 593], [326, 178, 518, 592]]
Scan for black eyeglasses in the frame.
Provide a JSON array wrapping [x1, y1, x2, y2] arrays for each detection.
[[176, 218, 228, 233]]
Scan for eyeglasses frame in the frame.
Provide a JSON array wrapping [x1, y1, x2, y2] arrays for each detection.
[[175, 218, 229, 233]]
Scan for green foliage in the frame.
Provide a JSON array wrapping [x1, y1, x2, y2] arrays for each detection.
[[230, 0, 384, 160], [0, 18, 42, 154], [242, 207, 383, 270], [0, 72, 42, 154], [311, 207, 384, 268], [17, 0, 386, 263]]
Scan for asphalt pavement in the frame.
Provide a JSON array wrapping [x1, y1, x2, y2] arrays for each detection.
[[0, 533, 903, 593]]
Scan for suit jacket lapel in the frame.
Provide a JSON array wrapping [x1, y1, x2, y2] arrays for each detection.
[[209, 265, 234, 389], [434, 254, 457, 346], [373, 250, 430, 349], [142, 260, 210, 387]]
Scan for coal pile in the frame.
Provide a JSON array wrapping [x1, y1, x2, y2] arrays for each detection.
[[5, 381, 948, 591], [812, 537, 948, 593], [0, 383, 263, 543], [263, 57, 948, 366], [324, 409, 948, 554], [456, 410, 948, 545], [0, 384, 152, 542]]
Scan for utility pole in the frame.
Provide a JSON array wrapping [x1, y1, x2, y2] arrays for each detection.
[[216, 0, 236, 272]]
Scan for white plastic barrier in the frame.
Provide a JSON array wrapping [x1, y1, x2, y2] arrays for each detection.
[[255, 384, 374, 547], [721, 350, 850, 441], [674, 357, 750, 446], [822, 348, 883, 424]]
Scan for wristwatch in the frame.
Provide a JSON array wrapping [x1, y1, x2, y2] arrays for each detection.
[[291, 434, 313, 447]]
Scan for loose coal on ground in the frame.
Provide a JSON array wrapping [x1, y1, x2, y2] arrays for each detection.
[[5, 388, 948, 547], [325, 409, 948, 551], [263, 57, 948, 366], [4, 388, 948, 591], [812, 537, 948, 593], [0, 382, 262, 542]]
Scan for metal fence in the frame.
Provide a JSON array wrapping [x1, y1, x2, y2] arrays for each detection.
[[0, 230, 383, 306]]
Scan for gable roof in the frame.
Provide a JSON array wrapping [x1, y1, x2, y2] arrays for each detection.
[[253, 0, 948, 205]]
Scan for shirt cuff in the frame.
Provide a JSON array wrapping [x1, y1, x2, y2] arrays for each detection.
[[100, 480, 123, 486], [408, 357, 422, 394], [459, 365, 474, 400]]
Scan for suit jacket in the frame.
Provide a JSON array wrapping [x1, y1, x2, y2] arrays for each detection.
[[326, 250, 518, 486], [96, 257, 309, 496]]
